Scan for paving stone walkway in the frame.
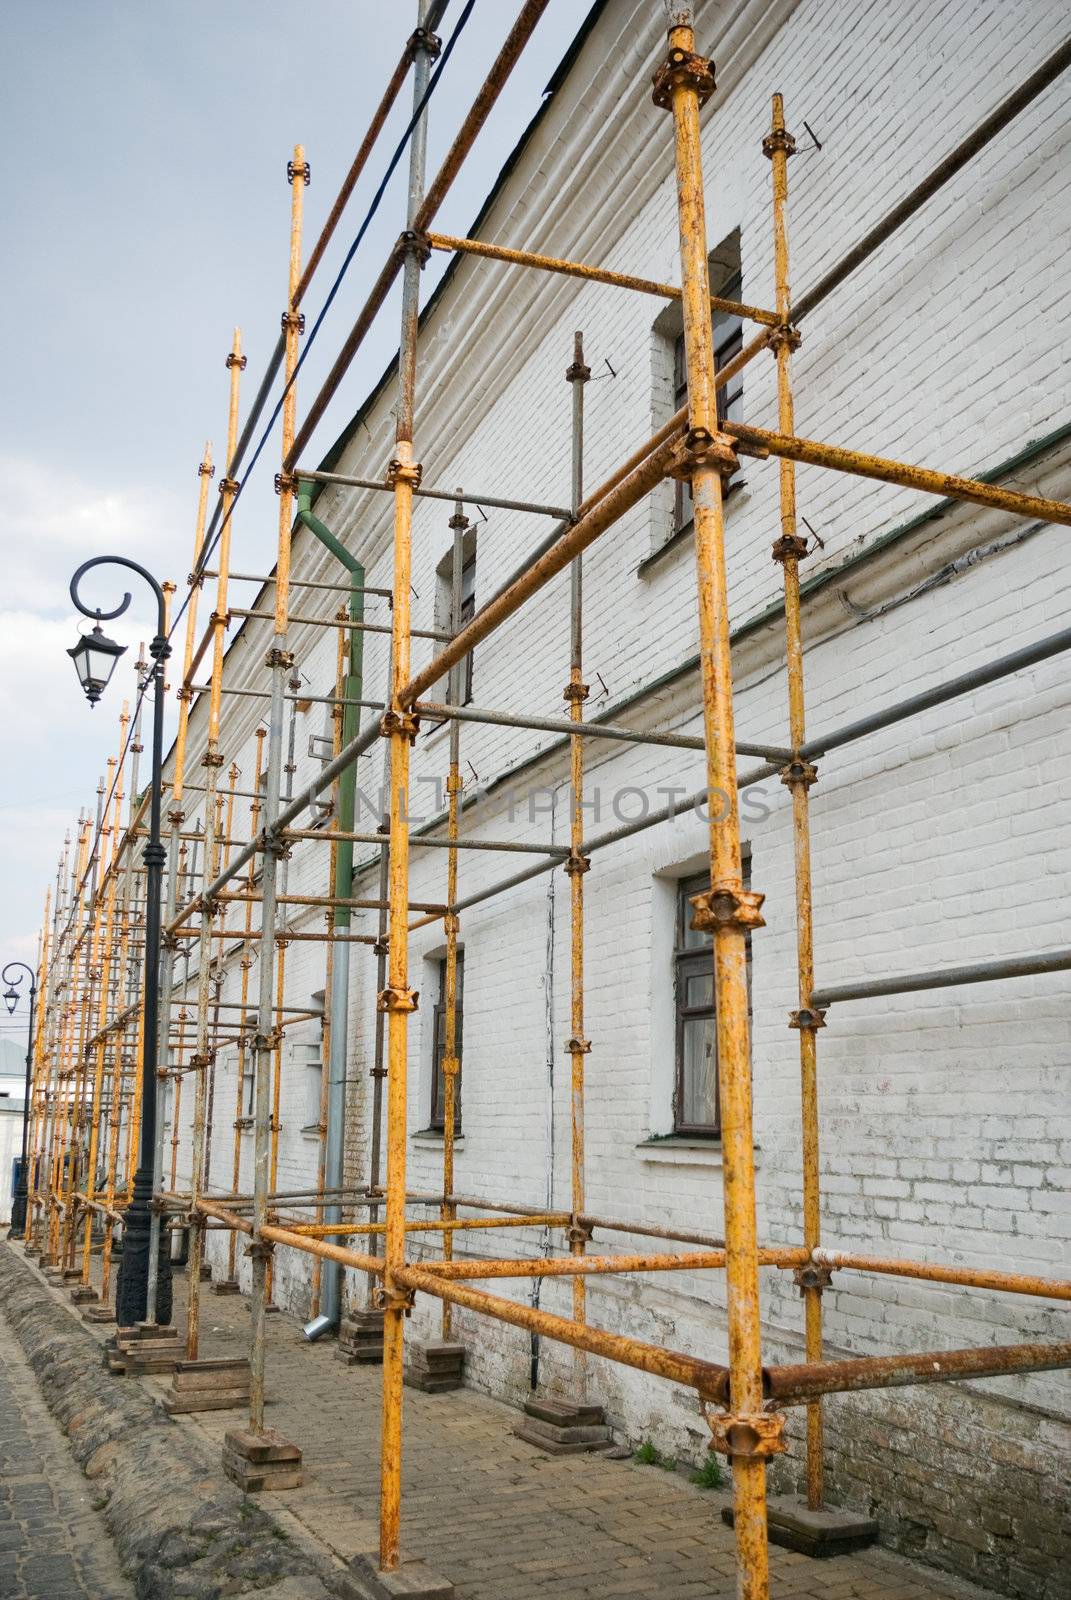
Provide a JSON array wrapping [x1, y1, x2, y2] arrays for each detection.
[[0, 1299, 134, 1600], [134, 1269, 998, 1600]]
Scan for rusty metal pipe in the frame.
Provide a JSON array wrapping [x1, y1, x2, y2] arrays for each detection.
[[417, 1246, 807, 1279], [425, 231, 780, 325], [812, 948, 1071, 1007], [296, 467, 571, 520], [413, 699, 790, 760], [766, 1341, 1071, 1403], [814, 1248, 1071, 1301]]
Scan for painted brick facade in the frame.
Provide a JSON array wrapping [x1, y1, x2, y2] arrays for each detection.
[[164, 3, 1071, 1593]]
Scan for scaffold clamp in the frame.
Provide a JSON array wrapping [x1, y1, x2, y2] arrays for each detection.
[[377, 986, 418, 1014], [690, 884, 765, 933], [788, 1005, 827, 1031], [668, 427, 740, 482], [705, 1409, 787, 1461], [386, 456, 424, 489], [793, 1261, 834, 1295], [651, 46, 716, 110], [779, 757, 818, 790], [762, 126, 797, 160], [379, 709, 420, 744]]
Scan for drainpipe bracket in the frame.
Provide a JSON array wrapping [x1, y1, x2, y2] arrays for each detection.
[[651, 47, 716, 111]]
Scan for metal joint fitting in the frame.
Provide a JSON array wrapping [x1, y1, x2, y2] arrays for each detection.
[[770, 532, 809, 563], [218, 475, 240, 496], [377, 986, 419, 1014], [443, 912, 461, 935], [448, 508, 470, 531], [445, 771, 463, 795], [225, 351, 248, 371], [788, 1005, 827, 1031], [245, 1238, 275, 1262], [189, 1051, 213, 1070], [793, 1262, 834, 1295], [175, 687, 192, 707], [668, 428, 740, 482], [400, 228, 432, 266], [198, 461, 216, 477], [373, 1284, 415, 1315], [287, 158, 310, 186], [274, 470, 298, 496], [379, 709, 420, 744], [762, 127, 797, 159], [779, 757, 818, 790], [442, 1055, 460, 1079], [565, 359, 592, 383], [768, 323, 802, 356], [689, 884, 766, 933], [565, 1036, 592, 1054], [706, 1410, 787, 1461], [564, 853, 591, 877], [562, 680, 590, 704], [566, 1220, 593, 1247], [274, 935, 292, 950], [265, 647, 295, 670], [407, 25, 442, 60], [166, 806, 185, 826], [202, 750, 226, 770], [253, 1027, 282, 1052], [372, 939, 388, 959], [651, 46, 716, 110], [386, 455, 423, 488], [281, 309, 306, 335]]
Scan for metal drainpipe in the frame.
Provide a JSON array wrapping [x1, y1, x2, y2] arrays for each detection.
[[296, 486, 365, 1339]]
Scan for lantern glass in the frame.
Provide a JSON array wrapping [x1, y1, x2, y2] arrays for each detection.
[[68, 622, 126, 706], [3, 987, 17, 1016]]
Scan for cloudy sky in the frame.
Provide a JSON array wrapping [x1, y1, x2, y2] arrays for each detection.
[[0, 0, 580, 1024]]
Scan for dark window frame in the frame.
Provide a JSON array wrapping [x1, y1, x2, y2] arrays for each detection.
[[672, 856, 752, 1137], [672, 268, 745, 539], [430, 950, 464, 1132]]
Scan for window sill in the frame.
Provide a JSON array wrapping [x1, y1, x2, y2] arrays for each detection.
[[412, 1128, 465, 1148], [636, 1136, 761, 1169]]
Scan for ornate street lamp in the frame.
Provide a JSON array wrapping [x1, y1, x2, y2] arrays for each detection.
[[69, 556, 172, 1325], [67, 620, 128, 707], [4, 962, 36, 1237]]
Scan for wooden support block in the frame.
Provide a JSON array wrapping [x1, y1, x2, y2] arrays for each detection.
[[337, 1309, 385, 1365], [347, 1551, 454, 1599], [404, 1341, 466, 1394], [222, 1426, 303, 1492], [164, 1357, 251, 1414], [514, 1395, 613, 1456], [212, 1278, 241, 1295]]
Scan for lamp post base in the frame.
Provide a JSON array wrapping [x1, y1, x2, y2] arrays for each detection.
[[115, 1179, 173, 1329]]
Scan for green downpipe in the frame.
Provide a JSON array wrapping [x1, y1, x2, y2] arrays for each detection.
[[296, 487, 364, 924]]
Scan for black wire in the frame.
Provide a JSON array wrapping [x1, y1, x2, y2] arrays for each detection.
[[51, 0, 477, 968]]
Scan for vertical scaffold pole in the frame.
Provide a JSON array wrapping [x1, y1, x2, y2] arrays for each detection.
[[379, 5, 437, 1571], [63, 781, 107, 1270], [439, 496, 467, 1336], [564, 331, 591, 1394], [765, 92, 825, 1510], [225, 727, 265, 1290], [24, 886, 53, 1249], [653, 11, 777, 1598], [79, 722, 129, 1289], [248, 147, 307, 1434]]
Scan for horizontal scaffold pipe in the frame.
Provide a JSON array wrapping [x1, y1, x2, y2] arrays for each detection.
[[284, 0, 553, 472], [276, 1213, 571, 1237], [296, 468, 571, 520], [803, 624, 1071, 760], [415, 1246, 807, 1279], [228, 607, 451, 642], [283, 827, 570, 857], [399, 429, 680, 706], [728, 421, 1071, 528], [260, 1223, 384, 1278], [396, 1263, 731, 1401], [414, 699, 792, 761], [765, 1341, 1071, 1404], [811, 949, 1071, 1008], [815, 1249, 1071, 1302], [424, 232, 780, 325]]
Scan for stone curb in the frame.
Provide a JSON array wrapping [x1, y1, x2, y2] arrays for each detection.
[[0, 1243, 342, 1600]]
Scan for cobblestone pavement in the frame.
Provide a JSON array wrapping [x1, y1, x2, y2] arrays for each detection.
[[0, 1299, 134, 1600], [127, 1269, 997, 1600]]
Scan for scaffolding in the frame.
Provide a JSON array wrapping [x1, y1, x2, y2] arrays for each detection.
[[21, 6, 1071, 1597]]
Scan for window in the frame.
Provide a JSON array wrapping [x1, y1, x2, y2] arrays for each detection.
[[430, 951, 463, 1132], [673, 269, 744, 539], [296, 1042, 323, 1133], [239, 1047, 255, 1121], [432, 529, 477, 712], [673, 862, 752, 1136]]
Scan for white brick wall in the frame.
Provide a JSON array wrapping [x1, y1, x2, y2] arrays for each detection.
[[164, 1, 1070, 1586]]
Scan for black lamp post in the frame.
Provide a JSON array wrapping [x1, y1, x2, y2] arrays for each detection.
[[4, 962, 37, 1237], [69, 556, 172, 1326]]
